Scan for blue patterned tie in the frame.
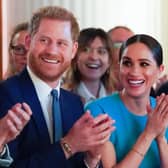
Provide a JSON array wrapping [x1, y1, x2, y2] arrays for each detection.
[[51, 89, 62, 142]]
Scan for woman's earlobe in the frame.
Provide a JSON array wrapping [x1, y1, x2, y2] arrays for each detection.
[[160, 64, 164, 72]]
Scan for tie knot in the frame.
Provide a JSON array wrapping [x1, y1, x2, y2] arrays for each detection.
[[51, 89, 58, 99]]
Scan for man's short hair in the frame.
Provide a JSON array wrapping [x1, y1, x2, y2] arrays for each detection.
[[30, 6, 80, 42]]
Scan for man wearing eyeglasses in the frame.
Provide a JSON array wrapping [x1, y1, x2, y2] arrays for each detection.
[[108, 26, 134, 91], [4, 22, 29, 79]]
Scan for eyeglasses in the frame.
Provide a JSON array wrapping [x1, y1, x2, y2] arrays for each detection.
[[11, 45, 27, 56], [81, 47, 108, 56], [112, 42, 123, 49]]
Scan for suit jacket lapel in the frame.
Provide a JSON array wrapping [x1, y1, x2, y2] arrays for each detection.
[[59, 89, 73, 135], [59, 89, 84, 136], [19, 69, 51, 143]]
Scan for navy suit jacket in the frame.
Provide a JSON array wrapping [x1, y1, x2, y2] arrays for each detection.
[[0, 69, 86, 168]]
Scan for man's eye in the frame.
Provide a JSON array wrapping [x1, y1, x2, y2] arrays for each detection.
[[15, 47, 24, 52], [11, 45, 27, 55], [40, 38, 49, 44], [57, 41, 66, 46]]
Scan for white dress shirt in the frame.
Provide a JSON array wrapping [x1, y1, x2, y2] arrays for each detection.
[[27, 66, 60, 143], [76, 82, 107, 104]]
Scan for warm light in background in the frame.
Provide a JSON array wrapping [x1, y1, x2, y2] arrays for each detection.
[[2, 0, 168, 76]]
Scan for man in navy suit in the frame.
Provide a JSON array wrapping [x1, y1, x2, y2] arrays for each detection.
[[0, 6, 114, 168]]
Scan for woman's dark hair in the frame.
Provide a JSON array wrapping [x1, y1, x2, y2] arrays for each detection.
[[119, 34, 163, 67], [78, 28, 112, 53]]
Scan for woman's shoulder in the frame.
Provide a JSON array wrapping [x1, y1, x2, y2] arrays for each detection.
[[85, 92, 120, 116]]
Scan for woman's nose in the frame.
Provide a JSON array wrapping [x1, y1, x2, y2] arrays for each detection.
[[130, 65, 141, 74], [89, 48, 99, 60]]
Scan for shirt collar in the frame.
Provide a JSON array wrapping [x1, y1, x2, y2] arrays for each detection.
[[77, 82, 107, 104], [27, 66, 61, 99]]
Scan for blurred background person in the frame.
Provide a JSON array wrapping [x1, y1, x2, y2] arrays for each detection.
[[155, 76, 168, 96], [108, 26, 134, 91], [152, 73, 168, 96], [4, 22, 29, 79], [63, 28, 113, 104]]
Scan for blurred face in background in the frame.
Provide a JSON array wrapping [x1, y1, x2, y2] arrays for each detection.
[[76, 37, 110, 82], [108, 28, 134, 90], [108, 28, 134, 43], [10, 30, 28, 73]]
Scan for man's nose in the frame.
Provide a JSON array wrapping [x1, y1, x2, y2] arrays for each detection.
[[46, 43, 59, 55]]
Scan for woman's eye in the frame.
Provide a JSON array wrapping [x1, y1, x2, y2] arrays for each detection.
[[82, 47, 90, 53], [97, 48, 108, 55], [122, 60, 132, 67], [140, 62, 149, 67]]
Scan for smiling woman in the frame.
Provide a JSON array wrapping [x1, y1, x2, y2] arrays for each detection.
[[85, 34, 168, 168], [63, 27, 113, 104]]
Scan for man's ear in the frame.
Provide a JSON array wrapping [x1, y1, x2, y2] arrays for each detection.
[[71, 42, 78, 59], [25, 34, 31, 50]]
